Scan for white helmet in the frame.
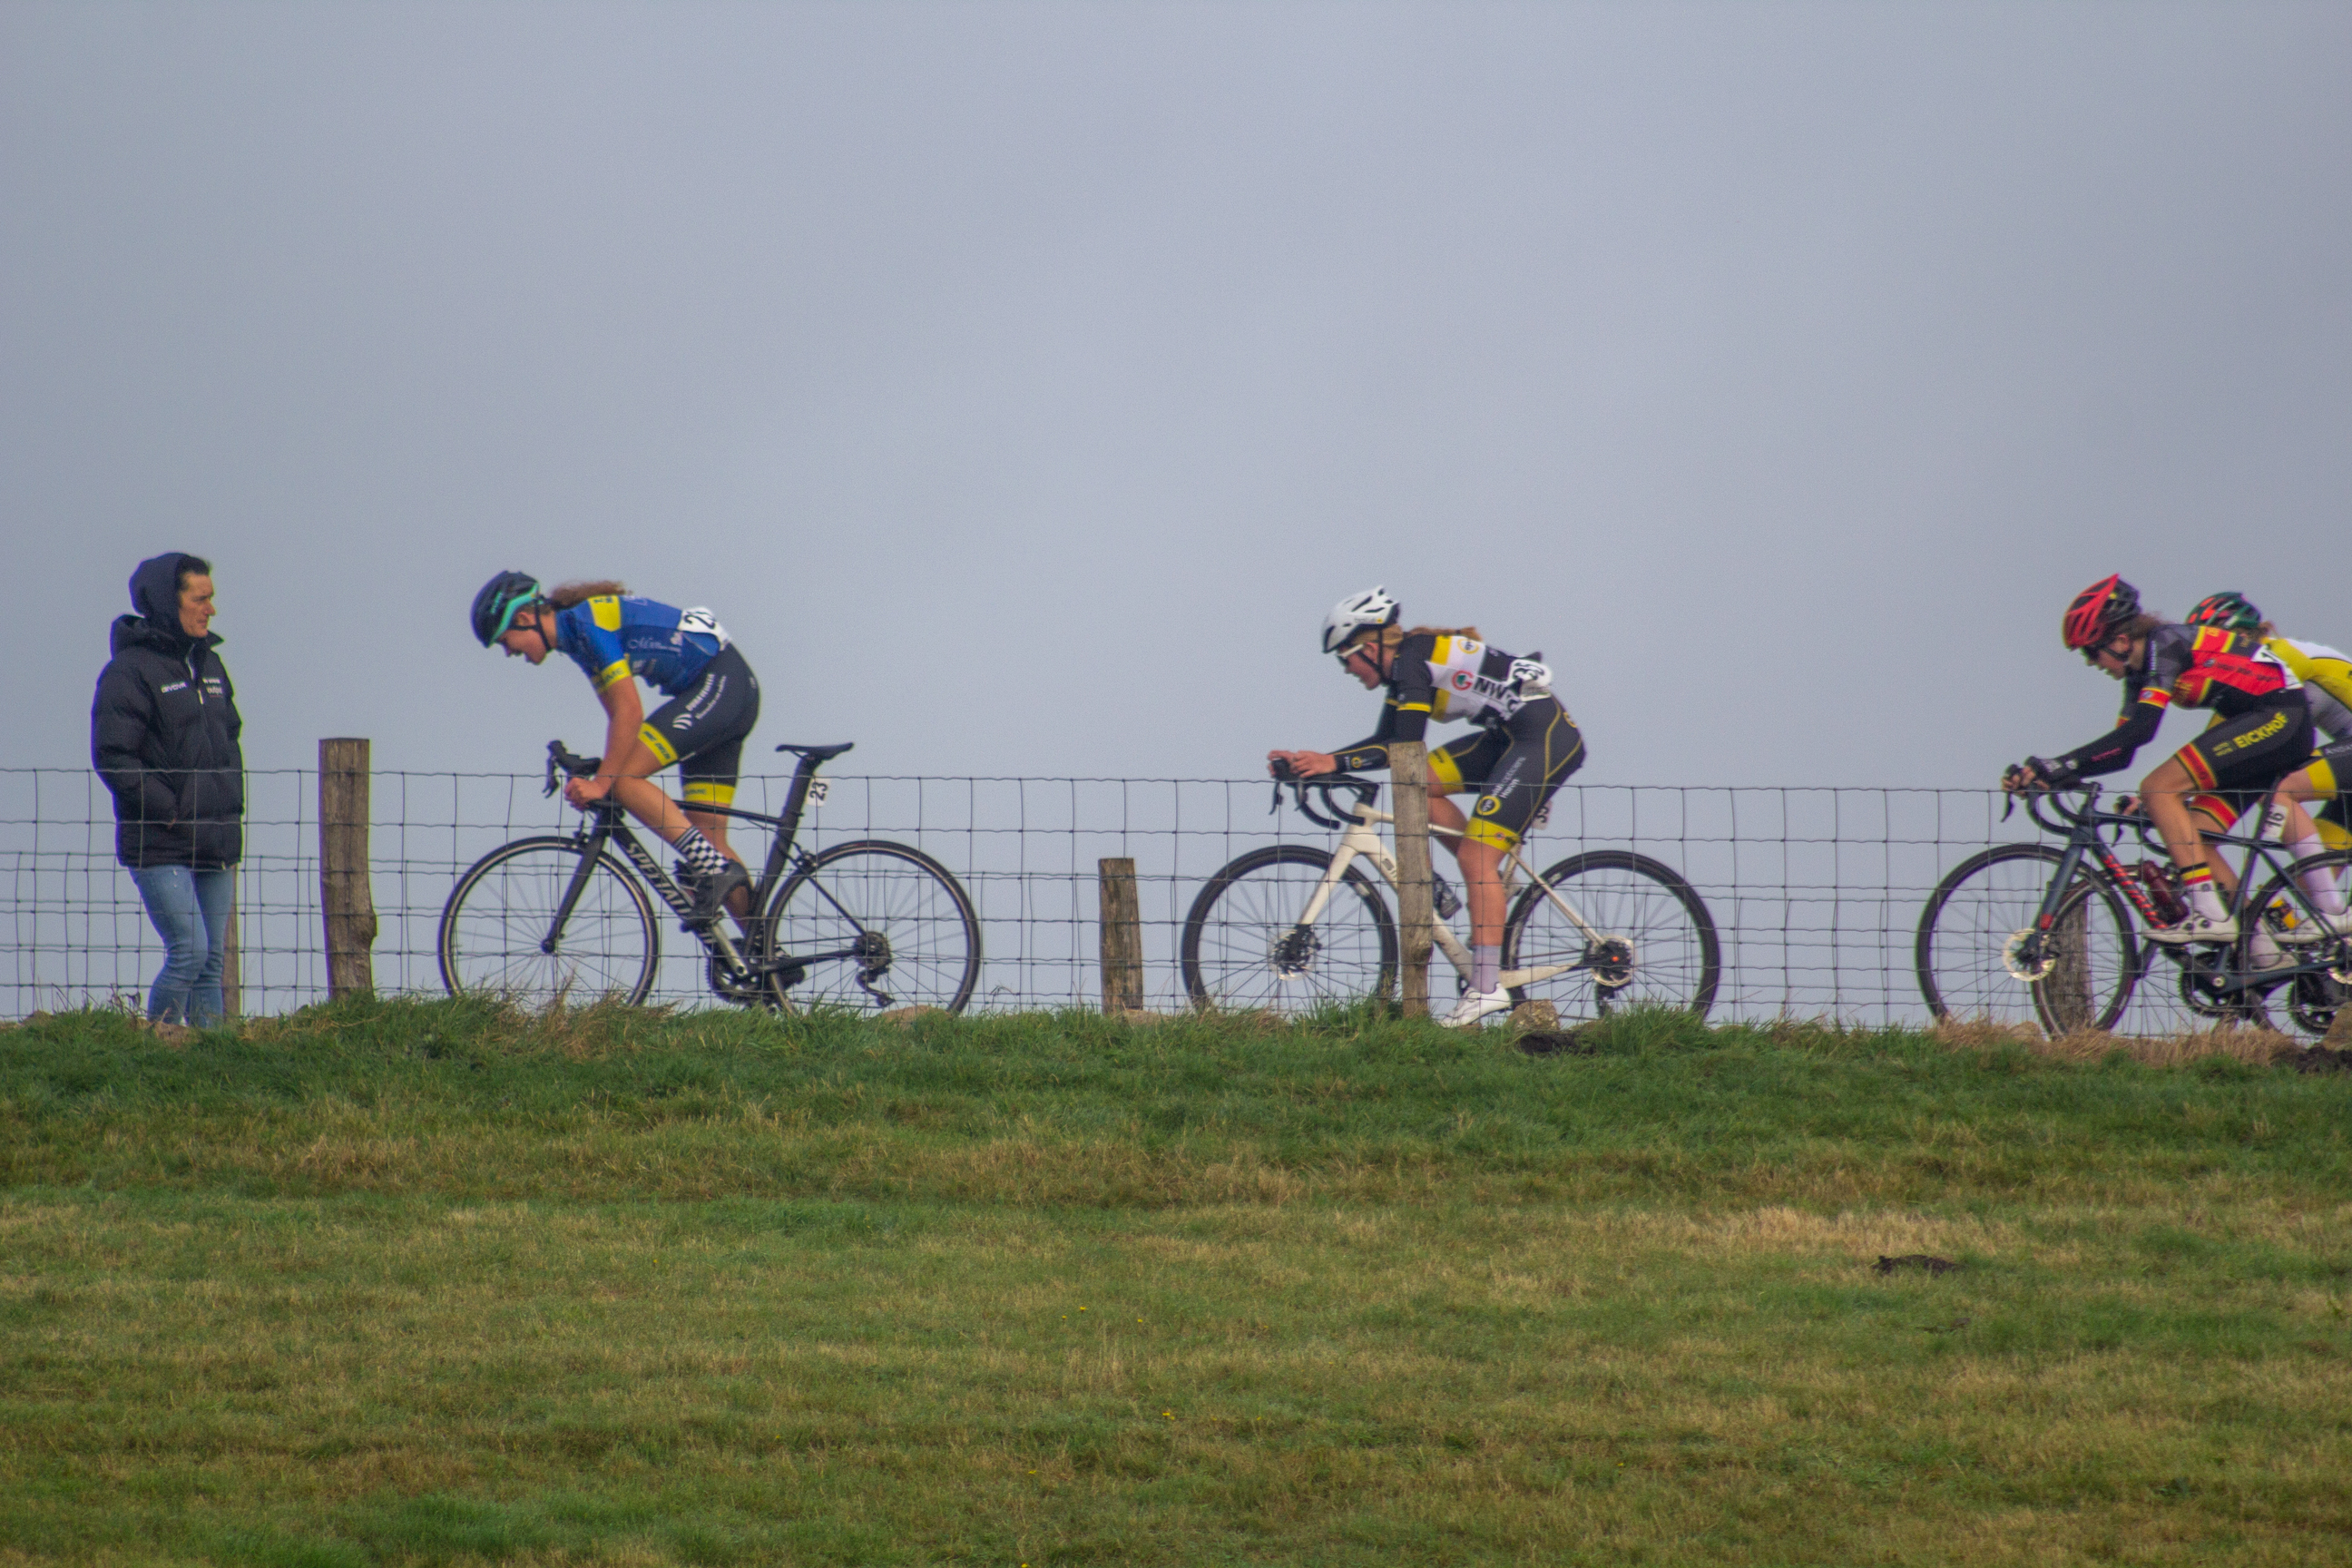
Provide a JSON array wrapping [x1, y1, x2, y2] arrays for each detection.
[[1321, 586, 1400, 656]]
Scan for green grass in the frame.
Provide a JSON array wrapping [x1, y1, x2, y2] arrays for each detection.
[[3, 998, 2349, 1565]]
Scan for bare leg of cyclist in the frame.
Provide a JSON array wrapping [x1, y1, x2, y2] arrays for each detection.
[[2142, 758, 2229, 926], [603, 747, 752, 919], [1428, 793, 1506, 946]]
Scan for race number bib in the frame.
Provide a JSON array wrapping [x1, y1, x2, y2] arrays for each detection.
[[678, 607, 730, 647]]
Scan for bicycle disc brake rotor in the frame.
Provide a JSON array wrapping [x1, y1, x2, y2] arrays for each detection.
[[2001, 929, 2056, 983], [1589, 936, 1635, 991], [1270, 926, 1320, 979]]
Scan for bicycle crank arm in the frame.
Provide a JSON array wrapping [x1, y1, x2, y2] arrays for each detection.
[[1496, 963, 1573, 989]]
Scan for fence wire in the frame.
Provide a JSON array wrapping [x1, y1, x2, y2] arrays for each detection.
[[0, 765, 2219, 1032]]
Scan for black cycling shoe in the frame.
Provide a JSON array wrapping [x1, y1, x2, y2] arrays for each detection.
[[685, 862, 750, 927]]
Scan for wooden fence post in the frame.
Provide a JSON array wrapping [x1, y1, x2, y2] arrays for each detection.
[[1099, 858, 1144, 1015], [220, 895, 240, 1019], [319, 738, 377, 999], [1391, 741, 1434, 1018]]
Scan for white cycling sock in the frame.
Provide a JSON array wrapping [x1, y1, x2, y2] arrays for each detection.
[[674, 828, 730, 879], [2289, 832, 2346, 916], [1471, 945, 1501, 994], [2186, 879, 2230, 924]]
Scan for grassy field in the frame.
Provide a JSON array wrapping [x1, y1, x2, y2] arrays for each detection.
[[3, 999, 2349, 1567]]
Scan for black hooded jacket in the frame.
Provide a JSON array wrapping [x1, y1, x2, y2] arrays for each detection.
[[90, 554, 244, 867]]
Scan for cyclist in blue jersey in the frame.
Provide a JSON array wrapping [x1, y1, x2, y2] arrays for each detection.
[[472, 573, 760, 922]]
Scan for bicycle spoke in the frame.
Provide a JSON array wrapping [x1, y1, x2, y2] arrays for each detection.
[[760, 841, 980, 1014], [1181, 846, 1396, 1014], [439, 838, 660, 1006]]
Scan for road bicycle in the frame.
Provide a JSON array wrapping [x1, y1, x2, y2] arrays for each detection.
[[1915, 782, 2351, 1037], [438, 740, 981, 1014], [1180, 770, 1720, 1021]]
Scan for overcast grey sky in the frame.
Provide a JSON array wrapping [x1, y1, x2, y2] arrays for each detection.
[[6, 1, 2347, 787]]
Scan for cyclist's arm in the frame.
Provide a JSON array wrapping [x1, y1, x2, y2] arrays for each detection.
[[571, 676, 649, 802], [1330, 681, 1438, 773], [2048, 689, 2167, 779]]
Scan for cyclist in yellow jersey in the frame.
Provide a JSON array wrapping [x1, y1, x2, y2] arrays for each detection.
[[2180, 592, 2352, 945], [1269, 587, 1585, 1028]]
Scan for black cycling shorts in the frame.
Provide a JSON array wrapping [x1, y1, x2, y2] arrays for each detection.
[[2176, 697, 2310, 799], [1426, 694, 1584, 849], [637, 644, 760, 808]]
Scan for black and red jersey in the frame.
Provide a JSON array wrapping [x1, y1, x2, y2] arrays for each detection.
[[2053, 623, 2299, 779]]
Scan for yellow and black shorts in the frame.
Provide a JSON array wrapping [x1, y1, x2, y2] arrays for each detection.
[[636, 645, 760, 808], [1427, 695, 1584, 850], [2307, 739, 2352, 849], [2176, 699, 2309, 799]]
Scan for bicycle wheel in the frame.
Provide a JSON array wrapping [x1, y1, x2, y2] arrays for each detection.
[[2030, 875, 2145, 1034], [1181, 845, 1396, 1014], [439, 836, 660, 1006], [758, 840, 980, 1014], [2251, 849, 2352, 1039], [1915, 844, 2066, 1025], [1503, 850, 1720, 1024]]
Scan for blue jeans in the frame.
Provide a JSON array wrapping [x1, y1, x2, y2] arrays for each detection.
[[129, 865, 236, 1025]]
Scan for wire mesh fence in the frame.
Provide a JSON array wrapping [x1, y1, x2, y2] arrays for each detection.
[[0, 762, 2265, 1034]]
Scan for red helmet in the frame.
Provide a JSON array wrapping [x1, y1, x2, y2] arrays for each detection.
[[2062, 574, 2141, 652]]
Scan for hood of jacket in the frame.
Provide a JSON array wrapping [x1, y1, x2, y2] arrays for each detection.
[[116, 554, 220, 660]]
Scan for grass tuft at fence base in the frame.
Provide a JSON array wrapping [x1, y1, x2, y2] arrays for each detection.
[[4, 1000, 2349, 1564]]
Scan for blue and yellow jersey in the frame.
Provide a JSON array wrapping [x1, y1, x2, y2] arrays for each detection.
[[552, 595, 730, 697]]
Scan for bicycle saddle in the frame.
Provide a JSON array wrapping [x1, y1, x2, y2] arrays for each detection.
[[775, 741, 855, 761]]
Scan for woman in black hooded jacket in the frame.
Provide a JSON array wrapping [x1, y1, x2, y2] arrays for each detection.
[[91, 553, 243, 1026]]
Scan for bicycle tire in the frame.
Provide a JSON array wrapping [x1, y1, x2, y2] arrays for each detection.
[[439, 836, 661, 1006], [2030, 875, 2144, 1034], [757, 840, 981, 1014], [1180, 845, 1397, 1014], [1503, 850, 1720, 1024], [2250, 849, 2352, 1040], [1915, 843, 2068, 1024]]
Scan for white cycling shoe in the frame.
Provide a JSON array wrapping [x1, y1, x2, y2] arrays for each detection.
[[2143, 913, 2238, 946], [2278, 909, 2352, 946], [1437, 987, 1514, 1029]]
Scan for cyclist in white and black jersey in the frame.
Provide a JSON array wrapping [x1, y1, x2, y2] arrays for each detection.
[[1269, 587, 1585, 1028]]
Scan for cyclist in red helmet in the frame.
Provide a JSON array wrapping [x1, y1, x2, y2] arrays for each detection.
[[2008, 575, 2319, 944]]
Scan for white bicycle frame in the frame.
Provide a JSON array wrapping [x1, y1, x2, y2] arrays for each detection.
[[1293, 795, 1620, 991]]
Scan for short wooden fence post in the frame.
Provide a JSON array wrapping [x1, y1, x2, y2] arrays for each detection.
[[1391, 741, 1434, 1018], [1099, 858, 1145, 1015], [319, 738, 377, 1000]]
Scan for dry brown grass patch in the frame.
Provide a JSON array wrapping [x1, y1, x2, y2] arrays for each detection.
[[1930, 1015, 2301, 1066]]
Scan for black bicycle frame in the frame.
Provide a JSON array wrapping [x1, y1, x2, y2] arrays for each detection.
[[2015, 783, 2342, 1004], [538, 742, 876, 985]]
